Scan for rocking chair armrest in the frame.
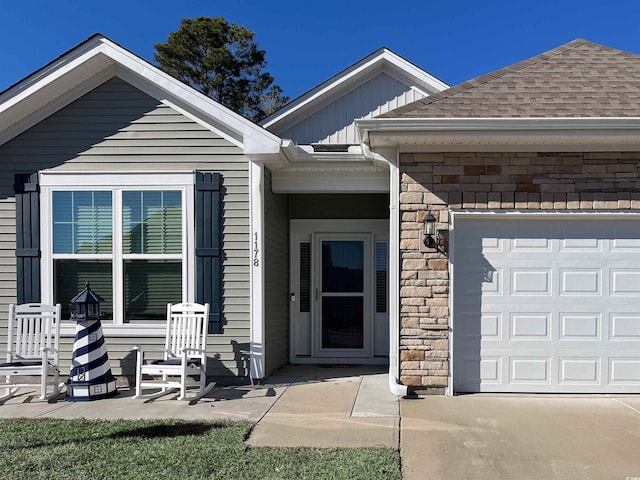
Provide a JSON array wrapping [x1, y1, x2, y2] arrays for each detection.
[[180, 347, 207, 355], [133, 346, 175, 361], [40, 347, 56, 362], [133, 345, 171, 353]]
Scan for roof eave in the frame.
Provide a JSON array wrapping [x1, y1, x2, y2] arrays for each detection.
[[357, 117, 640, 152], [0, 35, 283, 157]]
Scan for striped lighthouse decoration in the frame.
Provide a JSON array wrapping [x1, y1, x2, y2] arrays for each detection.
[[66, 282, 118, 401]]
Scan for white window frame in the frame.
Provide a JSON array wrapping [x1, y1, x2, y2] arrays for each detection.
[[40, 172, 195, 336]]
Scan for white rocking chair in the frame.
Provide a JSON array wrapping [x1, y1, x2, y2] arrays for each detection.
[[134, 303, 215, 403], [0, 303, 62, 402]]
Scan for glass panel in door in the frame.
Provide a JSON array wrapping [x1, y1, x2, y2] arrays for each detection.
[[320, 240, 365, 349]]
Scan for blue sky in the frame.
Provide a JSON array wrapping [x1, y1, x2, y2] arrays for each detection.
[[1, 0, 640, 100]]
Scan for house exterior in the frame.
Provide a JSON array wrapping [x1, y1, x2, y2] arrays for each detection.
[[3, 35, 640, 396], [358, 39, 640, 394], [0, 35, 447, 388]]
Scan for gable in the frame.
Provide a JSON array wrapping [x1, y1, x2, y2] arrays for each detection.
[[270, 71, 427, 145], [0, 34, 282, 158], [262, 47, 448, 147]]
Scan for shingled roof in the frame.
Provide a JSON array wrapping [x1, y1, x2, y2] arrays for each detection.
[[380, 39, 640, 118]]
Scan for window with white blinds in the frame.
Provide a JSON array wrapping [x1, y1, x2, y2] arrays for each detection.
[[122, 191, 182, 255], [53, 191, 112, 254], [49, 187, 186, 324]]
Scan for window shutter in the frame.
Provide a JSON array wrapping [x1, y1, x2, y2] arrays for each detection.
[[195, 171, 222, 333], [14, 173, 41, 304]]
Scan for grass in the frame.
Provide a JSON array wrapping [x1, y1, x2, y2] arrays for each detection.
[[0, 418, 401, 480]]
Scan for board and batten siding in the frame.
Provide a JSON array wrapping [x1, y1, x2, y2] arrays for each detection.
[[0, 77, 251, 378], [275, 72, 426, 145], [263, 168, 289, 375]]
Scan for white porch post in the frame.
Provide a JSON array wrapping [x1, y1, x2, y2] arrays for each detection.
[[249, 161, 265, 380], [388, 153, 408, 396]]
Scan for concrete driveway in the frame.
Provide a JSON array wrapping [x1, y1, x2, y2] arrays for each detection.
[[401, 395, 640, 480]]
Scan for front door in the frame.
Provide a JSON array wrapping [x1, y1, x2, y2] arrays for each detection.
[[315, 234, 371, 357], [290, 219, 388, 364]]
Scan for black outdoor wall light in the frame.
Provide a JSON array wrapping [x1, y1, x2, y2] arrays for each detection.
[[423, 213, 437, 248], [423, 212, 448, 253]]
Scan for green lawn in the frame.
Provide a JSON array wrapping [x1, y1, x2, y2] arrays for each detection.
[[0, 418, 401, 480]]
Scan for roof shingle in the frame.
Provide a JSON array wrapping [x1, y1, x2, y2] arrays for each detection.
[[380, 40, 640, 118]]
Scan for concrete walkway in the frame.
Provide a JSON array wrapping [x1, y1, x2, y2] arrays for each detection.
[[3, 369, 640, 480], [0, 366, 399, 447], [248, 365, 399, 448]]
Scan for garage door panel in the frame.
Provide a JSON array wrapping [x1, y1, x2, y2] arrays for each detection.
[[559, 357, 601, 384], [480, 358, 502, 383], [482, 314, 501, 338], [560, 269, 602, 296], [610, 314, 640, 340], [609, 359, 640, 384], [481, 237, 503, 252], [511, 268, 552, 296], [455, 267, 502, 296], [611, 237, 640, 251], [560, 313, 601, 339], [455, 356, 503, 390], [453, 216, 640, 393], [610, 269, 640, 295], [510, 313, 550, 339], [559, 237, 602, 252], [510, 357, 551, 384], [456, 313, 504, 346], [511, 237, 552, 252]]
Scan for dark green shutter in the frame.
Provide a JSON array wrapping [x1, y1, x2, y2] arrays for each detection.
[[14, 173, 41, 304], [195, 171, 222, 333]]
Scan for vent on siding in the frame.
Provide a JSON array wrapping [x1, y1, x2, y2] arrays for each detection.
[[376, 242, 388, 313], [299, 242, 311, 313]]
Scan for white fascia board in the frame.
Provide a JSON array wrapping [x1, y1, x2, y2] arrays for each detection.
[[0, 35, 284, 156], [0, 36, 106, 109], [0, 39, 116, 146], [358, 117, 640, 137], [357, 117, 640, 150], [261, 48, 448, 130], [379, 50, 449, 93], [96, 38, 283, 155], [0, 67, 115, 148]]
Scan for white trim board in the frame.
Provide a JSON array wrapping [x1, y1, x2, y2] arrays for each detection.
[[249, 161, 265, 380]]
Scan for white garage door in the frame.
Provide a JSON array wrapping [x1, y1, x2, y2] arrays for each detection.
[[453, 215, 640, 393]]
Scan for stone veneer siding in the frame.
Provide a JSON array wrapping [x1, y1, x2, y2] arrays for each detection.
[[399, 151, 640, 394]]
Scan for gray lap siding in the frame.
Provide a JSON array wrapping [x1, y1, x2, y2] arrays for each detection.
[[0, 77, 251, 378]]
